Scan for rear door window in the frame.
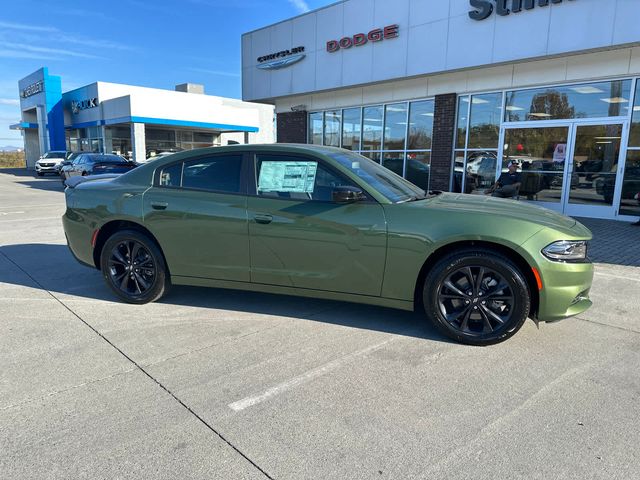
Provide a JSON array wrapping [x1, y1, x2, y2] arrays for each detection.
[[158, 154, 243, 193]]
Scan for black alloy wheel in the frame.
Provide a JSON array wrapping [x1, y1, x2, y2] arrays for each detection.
[[100, 230, 169, 304], [423, 248, 530, 346]]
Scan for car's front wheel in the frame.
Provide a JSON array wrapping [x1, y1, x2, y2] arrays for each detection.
[[100, 230, 170, 304], [423, 248, 530, 346]]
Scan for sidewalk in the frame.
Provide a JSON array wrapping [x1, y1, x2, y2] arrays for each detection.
[[576, 217, 640, 267]]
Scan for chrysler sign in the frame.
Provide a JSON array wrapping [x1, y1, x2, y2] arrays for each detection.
[[257, 46, 306, 70], [469, 0, 575, 21]]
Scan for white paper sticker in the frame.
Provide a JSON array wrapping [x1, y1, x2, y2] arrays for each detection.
[[258, 161, 318, 193]]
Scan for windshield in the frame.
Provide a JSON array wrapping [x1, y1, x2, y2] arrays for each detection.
[[327, 150, 425, 203], [43, 151, 66, 159]]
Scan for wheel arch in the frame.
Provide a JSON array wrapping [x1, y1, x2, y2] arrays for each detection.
[[93, 219, 169, 275], [413, 240, 539, 319]]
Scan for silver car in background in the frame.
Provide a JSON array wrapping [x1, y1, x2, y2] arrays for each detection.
[[35, 150, 68, 176]]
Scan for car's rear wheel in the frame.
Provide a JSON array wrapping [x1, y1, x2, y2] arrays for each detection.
[[100, 230, 170, 304], [423, 248, 530, 346]]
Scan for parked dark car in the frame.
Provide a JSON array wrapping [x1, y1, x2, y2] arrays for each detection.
[[60, 153, 137, 185], [56, 152, 82, 176]]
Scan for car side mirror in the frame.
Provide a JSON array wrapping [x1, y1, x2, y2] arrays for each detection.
[[332, 186, 366, 203]]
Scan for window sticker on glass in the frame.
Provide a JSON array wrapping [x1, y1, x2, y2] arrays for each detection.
[[258, 161, 318, 193]]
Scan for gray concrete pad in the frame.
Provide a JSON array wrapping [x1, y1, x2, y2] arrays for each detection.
[[1, 169, 639, 479]]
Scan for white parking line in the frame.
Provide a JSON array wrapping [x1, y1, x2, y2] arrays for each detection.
[[228, 336, 400, 412], [0, 211, 25, 216], [0, 216, 61, 223], [594, 271, 640, 283]]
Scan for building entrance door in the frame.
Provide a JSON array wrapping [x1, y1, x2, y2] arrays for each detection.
[[563, 122, 627, 219], [501, 121, 629, 219]]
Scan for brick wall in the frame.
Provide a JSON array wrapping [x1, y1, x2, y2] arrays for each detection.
[[276, 111, 308, 143], [430, 93, 457, 191]]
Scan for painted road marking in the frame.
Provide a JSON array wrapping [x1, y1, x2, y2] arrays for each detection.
[[229, 336, 400, 412], [594, 271, 640, 283], [0, 211, 25, 216]]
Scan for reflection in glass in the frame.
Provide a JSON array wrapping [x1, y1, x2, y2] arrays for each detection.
[[456, 97, 468, 149], [629, 82, 640, 147], [324, 110, 341, 147], [341, 108, 362, 150], [570, 124, 621, 206], [618, 151, 640, 217], [467, 93, 502, 149], [362, 106, 383, 151], [505, 80, 632, 122], [503, 127, 570, 204], [464, 151, 498, 195], [452, 150, 466, 193], [408, 100, 434, 150], [405, 152, 430, 191], [309, 112, 323, 144], [360, 151, 381, 163], [382, 152, 404, 176], [383, 103, 408, 150]]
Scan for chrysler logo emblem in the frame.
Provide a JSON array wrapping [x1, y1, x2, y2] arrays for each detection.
[[257, 53, 306, 70]]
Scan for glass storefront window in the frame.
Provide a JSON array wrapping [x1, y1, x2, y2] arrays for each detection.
[[408, 100, 434, 150], [324, 110, 341, 147], [362, 105, 383, 151], [619, 150, 640, 216], [405, 151, 430, 191], [360, 151, 381, 163], [381, 151, 404, 176], [505, 80, 632, 122], [383, 103, 408, 150], [467, 93, 502, 149], [309, 112, 323, 144], [452, 150, 465, 193], [342, 108, 361, 150], [464, 150, 498, 195], [629, 81, 640, 147], [456, 96, 469, 149], [502, 127, 570, 204]]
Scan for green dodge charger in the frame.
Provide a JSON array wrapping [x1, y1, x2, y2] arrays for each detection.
[[63, 145, 593, 345]]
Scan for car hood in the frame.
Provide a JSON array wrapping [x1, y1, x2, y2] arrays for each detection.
[[423, 193, 578, 231]]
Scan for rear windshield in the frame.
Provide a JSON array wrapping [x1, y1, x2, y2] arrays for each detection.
[[90, 155, 128, 164]]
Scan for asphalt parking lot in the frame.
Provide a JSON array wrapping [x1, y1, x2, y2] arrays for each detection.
[[1, 169, 639, 480]]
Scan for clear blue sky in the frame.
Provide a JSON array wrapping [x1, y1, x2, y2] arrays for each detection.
[[0, 0, 333, 144]]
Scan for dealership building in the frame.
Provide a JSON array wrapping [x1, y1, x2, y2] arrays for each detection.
[[242, 0, 640, 221], [11, 67, 274, 167]]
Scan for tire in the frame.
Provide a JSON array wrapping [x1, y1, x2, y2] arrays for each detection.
[[423, 248, 530, 346], [100, 229, 170, 304]]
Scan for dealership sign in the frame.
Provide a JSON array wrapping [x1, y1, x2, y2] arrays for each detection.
[[71, 98, 98, 114], [20, 81, 44, 99], [469, 0, 575, 20], [327, 24, 399, 53], [257, 46, 306, 70]]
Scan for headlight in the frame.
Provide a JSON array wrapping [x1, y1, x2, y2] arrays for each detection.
[[542, 240, 588, 262]]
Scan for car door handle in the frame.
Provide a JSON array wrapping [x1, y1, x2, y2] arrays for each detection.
[[151, 202, 168, 210], [254, 214, 273, 224]]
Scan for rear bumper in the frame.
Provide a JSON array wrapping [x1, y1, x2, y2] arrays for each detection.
[[62, 210, 96, 268]]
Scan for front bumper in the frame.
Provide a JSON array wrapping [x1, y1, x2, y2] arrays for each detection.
[[35, 163, 59, 173], [521, 227, 594, 322]]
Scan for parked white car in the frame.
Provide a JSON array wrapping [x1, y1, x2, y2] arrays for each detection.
[[35, 151, 68, 176]]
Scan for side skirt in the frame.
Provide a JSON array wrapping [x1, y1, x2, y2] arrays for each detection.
[[171, 276, 415, 312]]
